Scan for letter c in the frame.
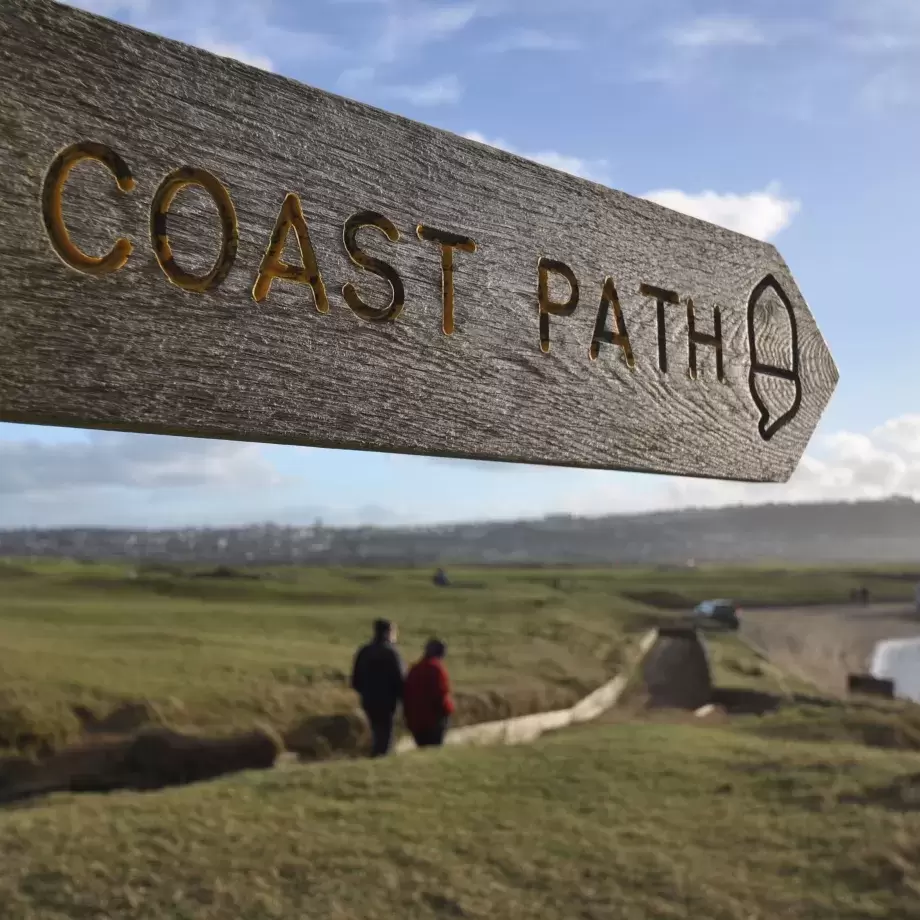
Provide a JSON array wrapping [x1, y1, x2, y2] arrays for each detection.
[[41, 142, 136, 276]]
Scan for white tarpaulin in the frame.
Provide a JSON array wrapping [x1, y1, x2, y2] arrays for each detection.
[[870, 637, 920, 703]]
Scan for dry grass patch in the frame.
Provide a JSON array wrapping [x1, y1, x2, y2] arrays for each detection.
[[2, 722, 920, 919]]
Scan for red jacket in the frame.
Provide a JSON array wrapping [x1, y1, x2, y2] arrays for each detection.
[[403, 657, 455, 734]]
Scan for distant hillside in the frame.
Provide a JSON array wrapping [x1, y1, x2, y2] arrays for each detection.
[[2, 498, 919, 565]]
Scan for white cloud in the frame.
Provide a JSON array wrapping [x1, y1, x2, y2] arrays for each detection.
[[831, 2, 920, 109], [6, 417, 920, 528], [841, 32, 917, 53], [386, 74, 463, 106], [338, 66, 377, 92], [633, 13, 783, 88], [729, 415, 920, 503], [728, 415, 920, 502], [62, 0, 336, 74], [668, 15, 769, 49], [640, 5, 920, 110], [858, 68, 918, 111], [483, 30, 579, 53], [375, 2, 478, 64], [874, 416, 920, 455], [463, 131, 610, 183], [553, 415, 920, 517], [338, 0, 475, 107], [196, 37, 274, 72], [837, 0, 920, 52], [527, 150, 602, 178], [643, 182, 800, 241], [0, 432, 282, 497]]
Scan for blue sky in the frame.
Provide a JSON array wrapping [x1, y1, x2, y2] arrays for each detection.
[[2, 0, 920, 527]]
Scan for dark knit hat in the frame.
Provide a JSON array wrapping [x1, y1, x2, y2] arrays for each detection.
[[425, 638, 447, 659]]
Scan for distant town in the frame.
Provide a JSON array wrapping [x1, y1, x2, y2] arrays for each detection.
[[1, 497, 918, 565]]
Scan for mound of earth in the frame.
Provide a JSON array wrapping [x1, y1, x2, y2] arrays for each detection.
[[284, 712, 369, 759], [72, 700, 164, 735], [0, 725, 283, 805]]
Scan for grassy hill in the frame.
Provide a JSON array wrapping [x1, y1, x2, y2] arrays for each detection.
[[0, 560, 651, 754], [2, 722, 919, 919], [3, 559, 920, 917], [1, 559, 917, 756]]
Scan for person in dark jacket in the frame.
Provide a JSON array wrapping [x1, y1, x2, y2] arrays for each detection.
[[403, 638, 455, 748], [350, 618, 406, 757]]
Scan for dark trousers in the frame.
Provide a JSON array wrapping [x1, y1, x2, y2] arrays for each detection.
[[412, 717, 449, 748], [363, 707, 395, 758]]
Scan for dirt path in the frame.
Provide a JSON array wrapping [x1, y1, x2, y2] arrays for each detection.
[[740, 603, 920, 696]]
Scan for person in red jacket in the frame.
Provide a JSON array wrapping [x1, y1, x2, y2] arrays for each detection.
[[403, 638, 455, 748]]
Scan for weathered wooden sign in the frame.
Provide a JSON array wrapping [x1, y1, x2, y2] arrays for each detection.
[[0, 0, 837, 481]]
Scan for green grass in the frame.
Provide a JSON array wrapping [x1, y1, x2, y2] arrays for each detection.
[[0, 562, 652, 752], [3, 559, 920, 916], [2, 722, 919, 919], [705, 631, 820, 697], [739, 698, 920, 751], [1, 559, 915, 754]]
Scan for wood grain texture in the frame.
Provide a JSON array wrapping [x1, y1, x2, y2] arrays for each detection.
[[0, 0, 838, 482]]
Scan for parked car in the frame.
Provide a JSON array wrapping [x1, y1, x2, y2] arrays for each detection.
[[690, 599, 740, 631]]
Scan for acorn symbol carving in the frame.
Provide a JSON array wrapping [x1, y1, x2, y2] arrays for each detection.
[[747, 274, 802, 441]]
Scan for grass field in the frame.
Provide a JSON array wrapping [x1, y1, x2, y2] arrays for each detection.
[[2, 559, 920, 917], [2, 722, 919, 919], [1, 558, 917, 754]]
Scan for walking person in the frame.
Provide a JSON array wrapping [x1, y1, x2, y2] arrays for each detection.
[[403, 638, 455, 748], [350, 618, 406, 758]]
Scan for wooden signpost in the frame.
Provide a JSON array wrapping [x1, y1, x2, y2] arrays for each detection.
[[0, 0, 837, 482]]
